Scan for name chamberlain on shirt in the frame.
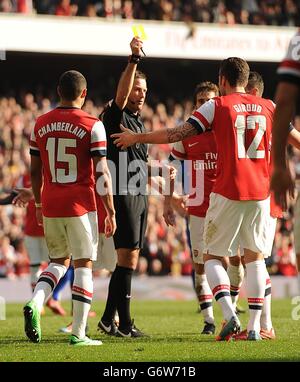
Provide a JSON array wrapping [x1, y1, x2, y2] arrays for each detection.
[[37, 122, 86, 139]]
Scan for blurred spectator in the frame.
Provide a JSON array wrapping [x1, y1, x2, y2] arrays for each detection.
[[85, 3, 97, 17], [0, 235, 17, 278], [14, 238, 30, 277], [0, 0, 13, 12], [1, 0, 300, 26], [273, 232, 297, 276], [103, 0, 122, 19], [123, 0, 133, 19], [285, 0, 298, 26], [17, 0, 33, 13], [136, 256, 148, 276], [55, 0, 78, 16]]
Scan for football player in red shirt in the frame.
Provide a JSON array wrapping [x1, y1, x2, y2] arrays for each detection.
[[112, 57, 275, 341], [233, 71, 300, 340], [168, 81, 219, 335], [24, 70, 116, 346]]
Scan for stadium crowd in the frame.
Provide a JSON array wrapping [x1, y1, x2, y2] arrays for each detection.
[[0, 0, 299, 27], [0, 92, 297, 279]]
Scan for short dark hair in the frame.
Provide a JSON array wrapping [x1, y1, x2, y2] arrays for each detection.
[[193, 81, 219, 104], [134, 70, 147, 81], [58, 70, 87, 101], [246, 71, 264, 96], [219, 57, 249, 87]]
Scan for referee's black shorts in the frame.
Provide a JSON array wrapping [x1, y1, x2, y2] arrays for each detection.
[[113, 194, 148, 250]]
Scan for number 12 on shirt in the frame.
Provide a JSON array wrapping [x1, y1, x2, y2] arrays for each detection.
[[235, 115, 267, 159]]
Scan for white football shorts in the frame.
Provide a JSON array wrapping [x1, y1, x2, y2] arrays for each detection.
[[204, 193, 271, 258], [43, 211, 98, 261], [24, 236, 49, 264], [189, 215, 205, 264], [93, 233, 117, 272]]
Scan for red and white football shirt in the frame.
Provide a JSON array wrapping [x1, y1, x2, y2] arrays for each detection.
[[187, 93, 274, 201], [18, 173, 44, 237], [30, 107, 107, 218], [277, 30, 300, 86], [170, 132, 217, 217]]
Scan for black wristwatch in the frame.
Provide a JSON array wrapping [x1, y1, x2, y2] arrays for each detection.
[[129, 54, 142, 64]]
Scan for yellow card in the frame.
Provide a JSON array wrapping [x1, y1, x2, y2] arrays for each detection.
[[132, 25, 147, 40]]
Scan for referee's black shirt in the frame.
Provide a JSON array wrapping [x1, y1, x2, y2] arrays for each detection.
[[101, 100, 148, 195]]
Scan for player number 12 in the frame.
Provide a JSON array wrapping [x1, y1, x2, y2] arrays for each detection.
[[235, 115, 267, 159]]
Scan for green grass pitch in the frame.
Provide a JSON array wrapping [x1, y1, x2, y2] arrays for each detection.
[[0, 299, 299, 362]]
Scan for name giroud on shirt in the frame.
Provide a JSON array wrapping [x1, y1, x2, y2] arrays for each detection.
[[37, 121, 87, 139], [233, 103, 262, 113]]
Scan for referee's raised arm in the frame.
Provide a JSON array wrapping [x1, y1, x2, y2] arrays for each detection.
[[115, 37, 144, 111]]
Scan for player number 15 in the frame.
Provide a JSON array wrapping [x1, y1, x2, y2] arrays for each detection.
[[46, 137, 77, 183]]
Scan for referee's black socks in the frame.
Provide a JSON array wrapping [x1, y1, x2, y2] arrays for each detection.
[[102, 265, 133, 329], [115, 265, 134, 330], [102, 268, 118, 323]]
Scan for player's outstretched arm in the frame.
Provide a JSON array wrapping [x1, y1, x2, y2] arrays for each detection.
[[111, 122, 198, 149], [94, 156, 116, 238], [12, 188, 34, 207], [0, 190, 19, 206], [115, 37, 144, 110]]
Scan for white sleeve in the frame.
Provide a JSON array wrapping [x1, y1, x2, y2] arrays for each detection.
[[186, 99, 215, 133], [277, 32, 300, 80], [29, 128, 40, 156], [90, 120, 107, 157], [170, 141, 187, 160]]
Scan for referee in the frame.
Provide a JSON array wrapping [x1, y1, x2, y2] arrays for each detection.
[[98, 37, 148, 337]]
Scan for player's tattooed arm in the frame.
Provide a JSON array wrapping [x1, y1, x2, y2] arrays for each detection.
[[166, 122, 199, 143], [111, 122, 199, 149]]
